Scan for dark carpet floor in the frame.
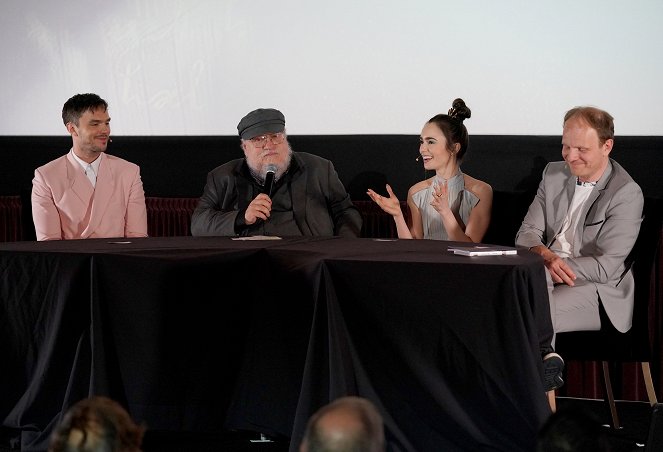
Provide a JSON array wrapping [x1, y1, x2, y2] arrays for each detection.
[[555, 398, 655, 452]]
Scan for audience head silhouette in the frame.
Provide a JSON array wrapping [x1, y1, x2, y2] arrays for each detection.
[[536, 405, 610, 452], [48, 396, 145, 452], [300, 396, 385, 452]]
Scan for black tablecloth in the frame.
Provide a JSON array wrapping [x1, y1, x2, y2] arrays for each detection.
[[0, 237, 551, 451]]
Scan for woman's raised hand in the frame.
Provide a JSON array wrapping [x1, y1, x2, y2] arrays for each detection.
[[367, 184, 403, 218], [430, 179, 451, 214]]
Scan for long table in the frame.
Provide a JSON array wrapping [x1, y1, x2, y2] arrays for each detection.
[[0, 236, 552, 451]]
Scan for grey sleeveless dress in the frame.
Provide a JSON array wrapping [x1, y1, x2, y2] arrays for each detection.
[[411, 171, 479, 240]]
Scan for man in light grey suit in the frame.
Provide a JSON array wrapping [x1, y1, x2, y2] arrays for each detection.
[[516, 106, 644, 390]]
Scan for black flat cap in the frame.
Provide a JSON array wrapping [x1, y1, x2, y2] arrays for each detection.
[[237, 108, 285, 140]]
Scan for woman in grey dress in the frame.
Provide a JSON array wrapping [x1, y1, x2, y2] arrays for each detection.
[[367, 98, 492, 242]]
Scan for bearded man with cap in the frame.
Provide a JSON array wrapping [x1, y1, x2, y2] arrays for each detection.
[[190, 108, 362, 237]]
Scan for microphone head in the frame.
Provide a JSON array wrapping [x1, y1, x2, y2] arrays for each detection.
[[262, 164, 277, 196], [265, 163, 277, 174], [415, 156, 420, 162]]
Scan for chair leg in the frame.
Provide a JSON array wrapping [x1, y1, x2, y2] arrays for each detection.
[[547, 390, 556, 412], [641, 362, 659, 406], [602, 361, 621, 429]]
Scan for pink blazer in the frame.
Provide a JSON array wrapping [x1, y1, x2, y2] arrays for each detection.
[[31, 151, 148, 240]]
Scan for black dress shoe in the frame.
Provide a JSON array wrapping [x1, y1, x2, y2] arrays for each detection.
[[543, 352, 565, 391]]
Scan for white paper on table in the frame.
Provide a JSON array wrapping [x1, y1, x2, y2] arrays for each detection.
[[231, 235, 283, 241]]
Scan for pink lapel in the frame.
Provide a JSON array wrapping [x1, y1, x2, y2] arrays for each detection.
[[65, 151, 95, 205], [80, 153, 115, 238]]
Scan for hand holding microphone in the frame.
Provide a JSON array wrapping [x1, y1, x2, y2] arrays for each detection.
[[245, 164, 277, 225], [262, 164, 277, 197]]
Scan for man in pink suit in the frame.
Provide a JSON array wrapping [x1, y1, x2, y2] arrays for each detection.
[[31, 93, 148, 241]]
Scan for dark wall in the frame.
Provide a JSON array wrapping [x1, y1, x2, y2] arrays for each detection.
[[2, 135, 661, 200], [4, 134, 661, 244]]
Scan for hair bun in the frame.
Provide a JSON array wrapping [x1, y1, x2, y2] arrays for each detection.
[[448, 98, 471, 122]]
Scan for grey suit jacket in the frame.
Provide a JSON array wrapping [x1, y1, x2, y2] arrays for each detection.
[[516, 159, 644, 332], [190, 152, 362, 237]]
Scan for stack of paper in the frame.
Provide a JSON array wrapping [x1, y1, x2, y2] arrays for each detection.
[[448, 246, 518, 256]]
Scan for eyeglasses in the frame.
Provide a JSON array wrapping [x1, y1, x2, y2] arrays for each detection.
[[249, 132, 285, 147]]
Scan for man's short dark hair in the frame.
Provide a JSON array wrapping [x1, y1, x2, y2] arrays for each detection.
[[62, 93, 108, 126]]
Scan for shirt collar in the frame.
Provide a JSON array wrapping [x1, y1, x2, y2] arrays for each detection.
[[70, 149, 101, 174], [576, 177, 597, 188]]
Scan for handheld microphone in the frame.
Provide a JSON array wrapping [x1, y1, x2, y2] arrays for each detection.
[[262, 164, 277, 197]]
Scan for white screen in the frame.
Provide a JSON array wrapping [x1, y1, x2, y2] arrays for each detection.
[[1, 0, 662, 135]]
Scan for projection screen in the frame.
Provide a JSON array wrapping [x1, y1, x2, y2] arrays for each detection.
[[1, 0, 662, 136]]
